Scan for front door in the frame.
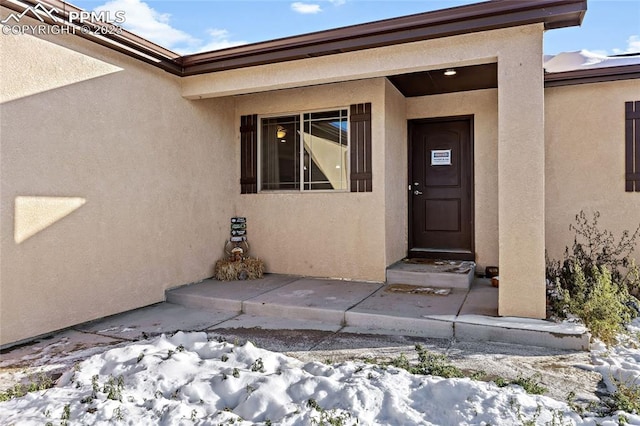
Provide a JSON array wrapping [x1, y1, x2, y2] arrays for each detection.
[[409, 118, 474, 260]]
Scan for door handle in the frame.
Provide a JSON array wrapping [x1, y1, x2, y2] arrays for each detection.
[[413, 190, 423, 195]]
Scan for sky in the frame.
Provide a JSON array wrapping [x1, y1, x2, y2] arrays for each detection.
[[66, 0, 640, 56]]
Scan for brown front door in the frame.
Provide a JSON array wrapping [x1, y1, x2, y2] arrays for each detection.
[[409, 118, 474, 260]]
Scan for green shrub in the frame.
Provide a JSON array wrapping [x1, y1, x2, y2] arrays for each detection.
[[546, 211, 640, 344], [509, 374, 547, 395], [605, 376, 640, 415], [560, 264, 636, 344], [411, 345, 464, 378], [0, 373, 55, 402], [494, 374, 547, 395], [307, 399, 356, 426], [383, 345, 464, 379]]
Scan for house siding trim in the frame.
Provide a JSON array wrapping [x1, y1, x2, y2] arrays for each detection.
[[350, 103, 373, 192], [545, 65, 640, 88], [240, 114, 258, 194], [626, 101, 640, 192]]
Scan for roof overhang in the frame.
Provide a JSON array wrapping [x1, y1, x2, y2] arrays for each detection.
[[3, 0, 587, 77], [1, 0, 182, 74], [544, 65, 640, 87], [179, 0, 587, 76]]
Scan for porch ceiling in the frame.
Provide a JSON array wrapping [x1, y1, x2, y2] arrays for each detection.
[[388, 63, 498, 97]]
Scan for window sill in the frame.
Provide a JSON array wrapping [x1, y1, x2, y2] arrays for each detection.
[[257, 190, 350, 194]]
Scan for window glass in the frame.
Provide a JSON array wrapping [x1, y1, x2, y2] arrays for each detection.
[[261, 115, 300, 190], [261, 109, 348, 191]]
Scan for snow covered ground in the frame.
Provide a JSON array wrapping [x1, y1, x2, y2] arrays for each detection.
[[0, 320, 638, 425]]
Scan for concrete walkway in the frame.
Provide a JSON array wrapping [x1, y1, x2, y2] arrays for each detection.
[[0, 274, 589, 380], [0, 273, 593, 395], [165, 274, 589, 351], [0, 296, 597, 403]]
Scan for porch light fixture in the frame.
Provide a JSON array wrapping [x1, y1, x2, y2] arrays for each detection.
[[444, 68, 457, 76], [276, 126, 287, 141]]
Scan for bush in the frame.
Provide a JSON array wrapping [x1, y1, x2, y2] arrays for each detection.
[[606, 376, 640, 415], [383, 345, 465, 379], [563, 265, 635, 344], [546, 211, 640, 344], [495, 374, 547, 395], [0, 373, 55, 402]]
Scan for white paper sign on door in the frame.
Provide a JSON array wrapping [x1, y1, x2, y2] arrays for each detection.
[[431, 149, 451, 166]]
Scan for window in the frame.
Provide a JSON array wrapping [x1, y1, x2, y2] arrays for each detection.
[[260, 109, 349, 191], [240, 103, 371, 194]]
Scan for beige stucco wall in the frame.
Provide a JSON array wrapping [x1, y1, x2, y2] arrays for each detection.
[[0, 14, 554, 347], [496, 25, 546, 318], [383, 80, 408, 267], [545, 79, 640, 263], [0, 29, 235, 346], [234, 79, 388, 282], [214, 23, 546, 318], [406, 89, 499, 271]]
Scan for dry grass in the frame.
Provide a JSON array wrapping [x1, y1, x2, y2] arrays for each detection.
[[214, 258, 265, 281]]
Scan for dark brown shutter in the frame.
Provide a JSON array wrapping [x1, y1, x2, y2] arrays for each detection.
[[626, 101, 640, 192], [350, 103, 372, 192], [240, 114, 258, 194]]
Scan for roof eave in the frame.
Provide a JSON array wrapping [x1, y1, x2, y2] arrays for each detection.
[[179, 0, 587, 76], [2, 0, 183, 75], [5, 0, 588, 78], [544, 64, 640, 87]]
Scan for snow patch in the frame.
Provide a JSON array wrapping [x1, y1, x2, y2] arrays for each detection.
[[1, 329, 639, 425], [544, 50, 640, 73]]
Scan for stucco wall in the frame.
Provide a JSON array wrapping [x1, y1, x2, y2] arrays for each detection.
[[187, 22, 548, 318], [234, 79, 388, 282], [406, 89, 499, 270], [383, 80, 408, 267], [545, 79, 640, 263], [0, 31, 235, 346], [496, 26, 546, 318], [0, 16, 556, 345]]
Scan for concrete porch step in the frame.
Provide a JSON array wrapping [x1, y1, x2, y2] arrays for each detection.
[[386, 259, 475, 290], [164, 274, 591, 350]]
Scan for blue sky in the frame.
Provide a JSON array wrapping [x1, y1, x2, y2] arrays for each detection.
[[71, 0, 640, 55]]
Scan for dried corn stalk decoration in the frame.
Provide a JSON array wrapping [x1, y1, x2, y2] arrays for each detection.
[[215, 217, 264, 280]]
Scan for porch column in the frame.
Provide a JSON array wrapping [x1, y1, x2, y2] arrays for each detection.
[[497, 26, 546, 319]]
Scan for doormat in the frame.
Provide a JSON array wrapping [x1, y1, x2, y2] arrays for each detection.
[[403, 258, 447, 265], [402, 258, 472, 274], [403, 258, 464, 267], [385, 284, 451, 296]]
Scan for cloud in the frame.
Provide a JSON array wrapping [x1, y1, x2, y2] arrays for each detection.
[[625, 35, 640, 53], [93, 0, 246, 54], [95, 0, 198, 48], [291, 2, 322, 14], [612, 35, 640, 55], [289, 1, 345, 16], [196, 29, 248, 53]]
